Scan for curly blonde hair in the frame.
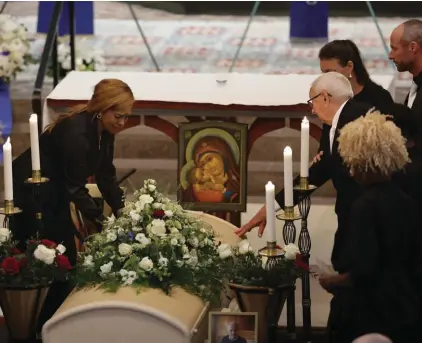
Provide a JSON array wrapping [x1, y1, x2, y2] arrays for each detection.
[[338, 109, 410, 176]]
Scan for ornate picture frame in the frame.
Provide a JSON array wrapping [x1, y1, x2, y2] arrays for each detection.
[[178, 121, 248, 212]]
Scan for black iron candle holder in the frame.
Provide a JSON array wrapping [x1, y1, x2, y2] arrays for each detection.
[[293, 176, 316, 343], [25, 170, 49, 235], [276, 206, 301, 340], [258, 241, 285, 343], [0, 200, 22, 230]]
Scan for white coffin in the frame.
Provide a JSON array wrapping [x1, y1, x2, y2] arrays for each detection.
[[43, 212, 242, 343]]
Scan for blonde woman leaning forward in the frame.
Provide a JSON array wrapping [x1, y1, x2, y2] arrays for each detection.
[[318, 110, 422, 343], [11, 79, 135, 337]]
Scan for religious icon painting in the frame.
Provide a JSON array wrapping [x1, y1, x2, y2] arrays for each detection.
[[178, 121, 248, 212], [208, 312, 258, 343]]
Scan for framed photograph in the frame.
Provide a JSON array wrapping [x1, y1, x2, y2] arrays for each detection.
[[178, 121, 248, 212], [208, 312, 258, 343]]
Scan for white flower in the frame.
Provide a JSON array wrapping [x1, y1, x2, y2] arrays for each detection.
[[164, 210, 173, 218], [106, 232, 117, 242], [100, 262, 113, 274], [158, 253, 168, 267], [56, 244, 66, 254], [238, 240, 252, 255], [135, 233, 150, 246], [139, 257, 153, 271], [152, 203, 162, 209], [107, 215, 116, 224], [218, 243, 232, 259], [170, 227, 179, 234], [33, 244, 56, 265], [170, 238, 178, 246], [284, 243, 300, 260], [186, 255, 198, 266], [188, 237, 199, 248], [118, 243, 133, 256], [83, 255, 94, 267], [139, 194, 154, 205], [0, 228, 11, 243], [149, 219, 166, 236], [148, 184, 156, 192], [129, 210, 141, 222]]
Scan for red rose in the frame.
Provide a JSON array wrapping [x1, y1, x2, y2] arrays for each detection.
[[295, 254, 310, 271], [153, 209, 165, 218], [28, 239, 37, 245], [19, 257, 28, 268], [1, 257, 20, 275], [56, 255, 71, 270], [41, 239, 57, 249], [9, 248, 21, 255]]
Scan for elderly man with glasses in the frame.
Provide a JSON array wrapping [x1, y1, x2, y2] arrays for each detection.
[[237, 71, 373, 276]]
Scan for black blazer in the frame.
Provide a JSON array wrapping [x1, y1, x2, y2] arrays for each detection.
[[319, 79, 395, 152], [12, 112, 124, 255], [275, 100, 370, 218], [275, 100, 371, 271], [339, 182, 421, 341]]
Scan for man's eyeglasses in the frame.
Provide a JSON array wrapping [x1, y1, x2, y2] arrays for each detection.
[[307, 92, 332, 108]]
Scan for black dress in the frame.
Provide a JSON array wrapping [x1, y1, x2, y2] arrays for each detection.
[[11, 111, 124, 330], [329, 182, 421, 343]]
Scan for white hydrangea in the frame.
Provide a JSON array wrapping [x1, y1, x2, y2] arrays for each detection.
[[0, 14, 29, 81]]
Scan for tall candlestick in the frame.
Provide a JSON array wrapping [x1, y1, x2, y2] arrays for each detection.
[[265, 181, 276, 243], [284, 146, 293, 207], [3, 137, 13, 201], [29, 114, 41, 171], [301, 116, 309, 178]]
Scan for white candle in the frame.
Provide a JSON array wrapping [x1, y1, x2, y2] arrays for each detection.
[[29, 114, 41, 171], [265, 181, 276, 243], [3, 137, 13, 201], [300, 116, 310, 177], [284, 146, 293, 207]]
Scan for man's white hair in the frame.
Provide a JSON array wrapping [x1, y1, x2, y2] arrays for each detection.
[[311, 71, 354, 101], [352, 333, 393, 343]]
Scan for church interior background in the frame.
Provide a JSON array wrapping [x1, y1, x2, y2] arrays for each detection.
[[0, 1, 415, 341]]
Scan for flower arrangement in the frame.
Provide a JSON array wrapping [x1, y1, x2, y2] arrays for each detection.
[[53, 37, 106, 76], [223, 240, 309, 288], [75, 179, 231, 303], [0, 228, 71, 288], [0, 14, 30, 83]]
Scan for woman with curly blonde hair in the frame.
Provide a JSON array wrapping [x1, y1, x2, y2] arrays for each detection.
[[319, 110, 421, 343]]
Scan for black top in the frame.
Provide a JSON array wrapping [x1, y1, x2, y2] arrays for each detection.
[[339, 182, 421, 341], [275, 100, 371, 270], [12, 112, 124, 252]]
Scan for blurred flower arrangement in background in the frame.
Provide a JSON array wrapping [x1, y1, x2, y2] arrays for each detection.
[[0, 14, 30, 83]]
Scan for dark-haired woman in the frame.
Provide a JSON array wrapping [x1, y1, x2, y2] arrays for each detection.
[[11, 78, 135, 336], [313, 39, 395, 163]]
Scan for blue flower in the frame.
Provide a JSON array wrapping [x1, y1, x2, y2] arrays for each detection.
[[1, 51, 10, 56], [127, 232, 135, 241]]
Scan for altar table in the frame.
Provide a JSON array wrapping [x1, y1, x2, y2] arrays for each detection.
[[42, 71, 396, 225]]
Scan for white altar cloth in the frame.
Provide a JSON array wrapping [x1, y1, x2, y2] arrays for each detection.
[[42, 71, 396, 129]]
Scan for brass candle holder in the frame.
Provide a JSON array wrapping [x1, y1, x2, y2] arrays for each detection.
[[25, 170, 49, 231], [0, 199, 22, 230]]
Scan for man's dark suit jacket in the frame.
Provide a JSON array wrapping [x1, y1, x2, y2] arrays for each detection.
[[275, 100, 371, 272]]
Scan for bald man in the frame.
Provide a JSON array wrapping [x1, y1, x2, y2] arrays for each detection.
[[219, 322, 247, 343], [352, 334, 392, 343]]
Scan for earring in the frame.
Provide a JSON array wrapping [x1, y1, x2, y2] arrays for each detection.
[[96, 113, 102, 119], [348, 74, 352, 79]]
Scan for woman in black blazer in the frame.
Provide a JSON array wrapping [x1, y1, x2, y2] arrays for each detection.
[[12, 78, 134, 335]]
